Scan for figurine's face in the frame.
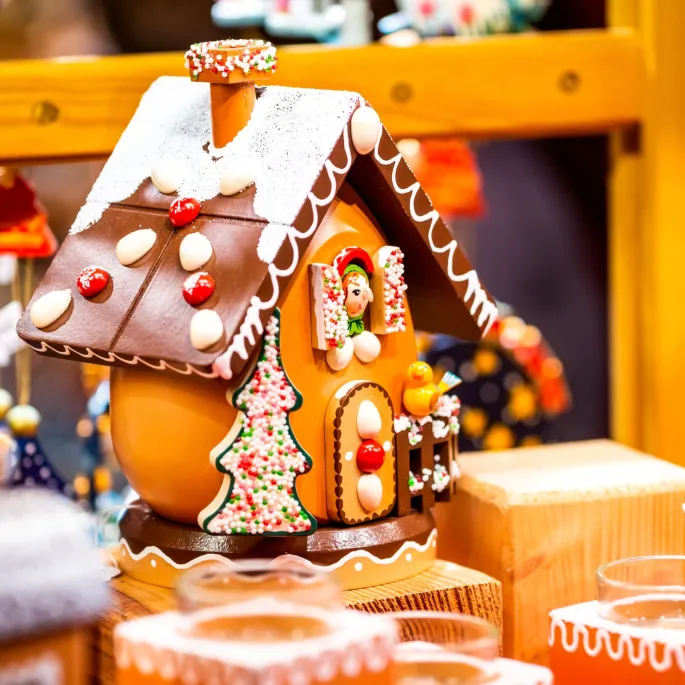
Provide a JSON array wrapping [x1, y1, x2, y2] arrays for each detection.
[[408, 361, 433, 385], [343, 272, 373, 318]]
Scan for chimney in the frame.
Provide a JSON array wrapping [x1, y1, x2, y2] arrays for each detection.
[[186, 40, 278, 148]]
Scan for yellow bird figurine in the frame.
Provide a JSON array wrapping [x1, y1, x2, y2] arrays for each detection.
[[402, 361, 461, 417]]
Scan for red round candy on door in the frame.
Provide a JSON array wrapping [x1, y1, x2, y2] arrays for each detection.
[[76, 266, 110, 298], [183, 272, 215, 306], [169, 197, 201, 228], [356, 439, 385, 473]]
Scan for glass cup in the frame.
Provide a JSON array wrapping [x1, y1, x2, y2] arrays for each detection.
[[176, 560, 343, 642], [392, 611, 500, 684], [597, 555, 685, 628]]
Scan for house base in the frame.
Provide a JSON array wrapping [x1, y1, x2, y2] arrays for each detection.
[[113, 500, 437, 591]]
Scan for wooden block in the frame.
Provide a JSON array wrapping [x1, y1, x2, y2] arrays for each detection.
[[435, 440, 685, 665], [93, 560, 501, 685]]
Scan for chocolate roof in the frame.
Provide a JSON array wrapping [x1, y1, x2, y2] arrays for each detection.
[[17, 77, 497, 381]]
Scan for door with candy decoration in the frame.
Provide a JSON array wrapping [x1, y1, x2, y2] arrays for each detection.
[[325, 381, 396, 524]]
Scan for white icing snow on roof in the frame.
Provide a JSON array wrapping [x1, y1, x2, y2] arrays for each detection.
[[71, 77, 360, 233]]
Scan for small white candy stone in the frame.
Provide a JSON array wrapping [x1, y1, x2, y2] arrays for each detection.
[[190, 309, 224, 350], [30, 289, 72, 329], [116, 228, 157, 266], [357, 473, 383, 512], [353, 331, 381, 363], [326, 336, 354, 371], [357, 400, 382, 439], [150, 159, 183, 195], [351, 106, 381, 155], [219, 160, 258, 196], [179, 233, 213, 271]]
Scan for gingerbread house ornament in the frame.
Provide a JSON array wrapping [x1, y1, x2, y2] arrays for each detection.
[[17, 40, 497, 590]]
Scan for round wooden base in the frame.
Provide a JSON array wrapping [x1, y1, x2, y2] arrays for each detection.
[[115, 501, 437, 590]]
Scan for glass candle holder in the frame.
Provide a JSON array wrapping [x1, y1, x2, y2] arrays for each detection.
[[178, 558, 341, 607], [597, 555, 685, 628], [392, 611, 500, 684]]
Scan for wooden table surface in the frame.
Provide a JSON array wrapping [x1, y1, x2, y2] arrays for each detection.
[[93, 560, 502, 685]]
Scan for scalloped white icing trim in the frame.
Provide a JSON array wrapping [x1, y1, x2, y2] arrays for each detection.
[[26, 341, 218, 379], [373, 130, 497, 335], [549, 607, 685, 673], [118, 527, 437, 573], [115, 602, 396, 683], [213, 123, 354, 380]]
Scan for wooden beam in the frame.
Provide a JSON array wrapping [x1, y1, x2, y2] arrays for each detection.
[[0, 29, 644, 164]]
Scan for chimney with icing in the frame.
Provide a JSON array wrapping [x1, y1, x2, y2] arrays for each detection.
[[185, 39, 278, 147]]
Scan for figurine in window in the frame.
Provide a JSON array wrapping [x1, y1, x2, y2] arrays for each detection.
[[342, 264, 373, 336]]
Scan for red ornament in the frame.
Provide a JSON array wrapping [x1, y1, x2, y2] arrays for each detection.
[[169, 197, 201, 228], [356, 439, 385, 473], [76, 266, 110, 298], [183, 271, 215, 306]]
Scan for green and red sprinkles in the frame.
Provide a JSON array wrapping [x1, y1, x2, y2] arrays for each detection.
[[185, 39, 277, 81]]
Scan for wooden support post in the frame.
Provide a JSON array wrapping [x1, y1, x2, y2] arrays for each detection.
[[609, 0, 685, 465]]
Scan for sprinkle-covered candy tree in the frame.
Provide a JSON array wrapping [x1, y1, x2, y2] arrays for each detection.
[[202, 309, 315, 535]]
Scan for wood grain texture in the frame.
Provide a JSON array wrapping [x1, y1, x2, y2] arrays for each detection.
[[0, 30, 644, 164], [436, 440, 685, 665], [93, 560, 501, 685]]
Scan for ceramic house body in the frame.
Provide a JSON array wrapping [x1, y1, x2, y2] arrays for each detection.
[[17, 72, 496, 587]]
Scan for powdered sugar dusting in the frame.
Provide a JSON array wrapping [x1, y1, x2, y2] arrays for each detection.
[[69, 77, 359, 234], [257, 223, 289, 263]]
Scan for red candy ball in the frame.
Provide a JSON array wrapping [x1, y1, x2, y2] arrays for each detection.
[[356, 439, 385, 473], [169, 197, 201, 228], [183, 271, 215, 306], [76, 266, 110, 298]]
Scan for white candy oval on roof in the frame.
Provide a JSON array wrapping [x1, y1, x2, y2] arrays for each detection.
[[116, 229, 157, 266], [30, 290, 72, 329], [179, 233, 213, 271], [219, 159, 258, 197], [190, 309, 224, 350], [150, 159, 184, 195], [351, 106, 381, 155]]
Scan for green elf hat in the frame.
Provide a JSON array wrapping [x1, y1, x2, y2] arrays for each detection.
[[343, 263, 369, 280]]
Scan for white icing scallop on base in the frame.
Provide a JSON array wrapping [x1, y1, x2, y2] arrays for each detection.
[[373, 130, 498, 334], [26, 341, 218, 379], [117, 527, 437, 573]]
